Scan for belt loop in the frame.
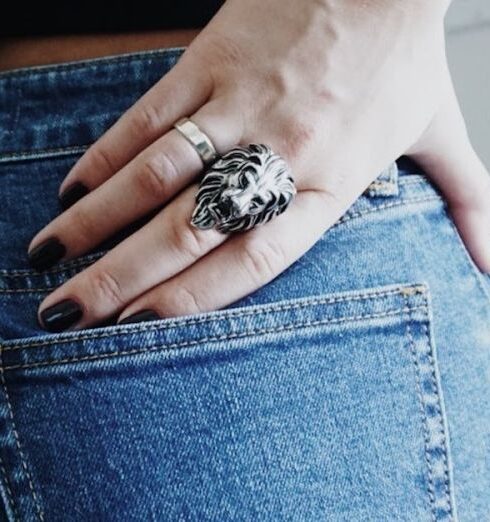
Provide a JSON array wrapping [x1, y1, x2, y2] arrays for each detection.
[[365, 161, 399, 198]]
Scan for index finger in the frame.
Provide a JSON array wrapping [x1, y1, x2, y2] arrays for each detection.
[[59, 50, 213, 203]]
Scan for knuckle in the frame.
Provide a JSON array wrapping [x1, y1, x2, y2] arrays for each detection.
[[310, 188, 343, 228], [132, 101, 166, 136], [162, 284, 203, 316], [89, 146, 118, 175], [69, 204, 99, 247], [240, 237, 285, 284], [278, 115, 316, 160], [90, 268, 125, 308], [251, 111, 315, 163], [169, 220, 213, 261], [138, 151, 178, 198], [315, 186, 343, 208]]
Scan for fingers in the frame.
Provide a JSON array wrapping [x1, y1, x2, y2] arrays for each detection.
[[407, 79, 490, 272], [58, 50, 213, 201], [27, 98, 243, 269], [37, 181, 340, 332], [117, 189, 333, 322], [37, 183, 228, 332]]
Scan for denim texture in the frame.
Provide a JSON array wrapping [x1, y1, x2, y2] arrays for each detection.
[[0, 47, 489, 521]]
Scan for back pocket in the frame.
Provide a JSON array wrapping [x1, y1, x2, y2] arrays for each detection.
[[0, 282, 456, 521]]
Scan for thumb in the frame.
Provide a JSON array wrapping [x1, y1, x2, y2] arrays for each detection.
[[407, 76, 490, 273]]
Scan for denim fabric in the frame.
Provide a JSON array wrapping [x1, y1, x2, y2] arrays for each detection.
[[0, 47, 489, 522]]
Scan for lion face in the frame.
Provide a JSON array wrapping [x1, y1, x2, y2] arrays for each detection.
[[191, 144, 296, 233]]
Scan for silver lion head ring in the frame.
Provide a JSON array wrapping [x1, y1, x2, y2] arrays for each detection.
[[173, 116, 297, 234]]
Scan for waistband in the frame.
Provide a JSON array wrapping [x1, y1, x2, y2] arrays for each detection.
[[0, 47, 186, 161]]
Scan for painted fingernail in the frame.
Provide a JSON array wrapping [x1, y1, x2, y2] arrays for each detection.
[[39, 299, 83, 332], [118, 309, 160, 324], [59, 182, 89, 210], [28, 237, 66, 271]]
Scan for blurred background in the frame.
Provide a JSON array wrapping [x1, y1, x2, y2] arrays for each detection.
[[446, 0, 490, 167]]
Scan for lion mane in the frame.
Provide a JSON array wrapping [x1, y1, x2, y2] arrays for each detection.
[[190, 144, 296, 233]]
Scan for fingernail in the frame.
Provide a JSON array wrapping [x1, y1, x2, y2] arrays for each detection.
[[118, 309, 160, 324], [59, 182, 89, 210], [28, 237, 66, 271], [39, 299, 83, 332]]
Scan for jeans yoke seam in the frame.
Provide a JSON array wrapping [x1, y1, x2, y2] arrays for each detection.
[[3, 305, 426, 371], [3, 286, 424, 351], [0, 253, 105, 277], [0, 145, 88, 164]]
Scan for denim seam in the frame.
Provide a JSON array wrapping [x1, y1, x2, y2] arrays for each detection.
[[405, 315, 437, 522], [422, 320, 458, 521], [0, 195, 441, 286], [0, 456, 16, 522], [2, 305, 426, 371], [421, 307, 459, 522], [397, 176, 428, 185], [334, 195, 442, 228], [404, 294, 455, 521], [0, 362, 45, 520], [0, 253, 105, 277], [0, 145, 88, 164], [0, 47, 185, 80], [2, 286, 425, 350]]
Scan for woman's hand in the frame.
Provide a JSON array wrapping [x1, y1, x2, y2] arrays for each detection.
[[27, 0, 490, 332]]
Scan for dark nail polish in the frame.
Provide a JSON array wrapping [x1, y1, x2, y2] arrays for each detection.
[[118, 309, 160, 324], [40, 299, 83, 332], [59, 182, 89, 210], [28, 237, 66, 271]]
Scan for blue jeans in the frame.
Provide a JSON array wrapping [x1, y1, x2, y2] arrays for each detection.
[[0, 47, 489, 522]]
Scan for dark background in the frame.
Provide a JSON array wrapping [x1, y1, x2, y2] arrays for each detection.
[[0, 1, 226, 36]]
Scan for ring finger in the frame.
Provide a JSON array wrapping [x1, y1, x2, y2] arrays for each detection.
[[37, 182, 228, 332]]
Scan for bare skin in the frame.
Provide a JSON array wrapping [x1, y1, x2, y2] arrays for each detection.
[[18, 0, 490, 331], [0, 30, 200, 71]]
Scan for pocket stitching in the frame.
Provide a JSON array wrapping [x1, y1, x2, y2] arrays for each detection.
[[0, 363, 45, 521], [405, 293, 456, 521], [3, 286, 425, 350], [2, 304, 427, 371], [0, 455, 17, 522], [0, 252, 105, 277]]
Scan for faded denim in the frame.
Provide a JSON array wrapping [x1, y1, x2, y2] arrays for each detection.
[[0, 47, 489, 521]]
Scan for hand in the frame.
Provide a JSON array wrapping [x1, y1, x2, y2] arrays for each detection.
[[27, 0, 490, 332]]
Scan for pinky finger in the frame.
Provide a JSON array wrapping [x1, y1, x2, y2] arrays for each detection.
[[117, 189, 334, 322]]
